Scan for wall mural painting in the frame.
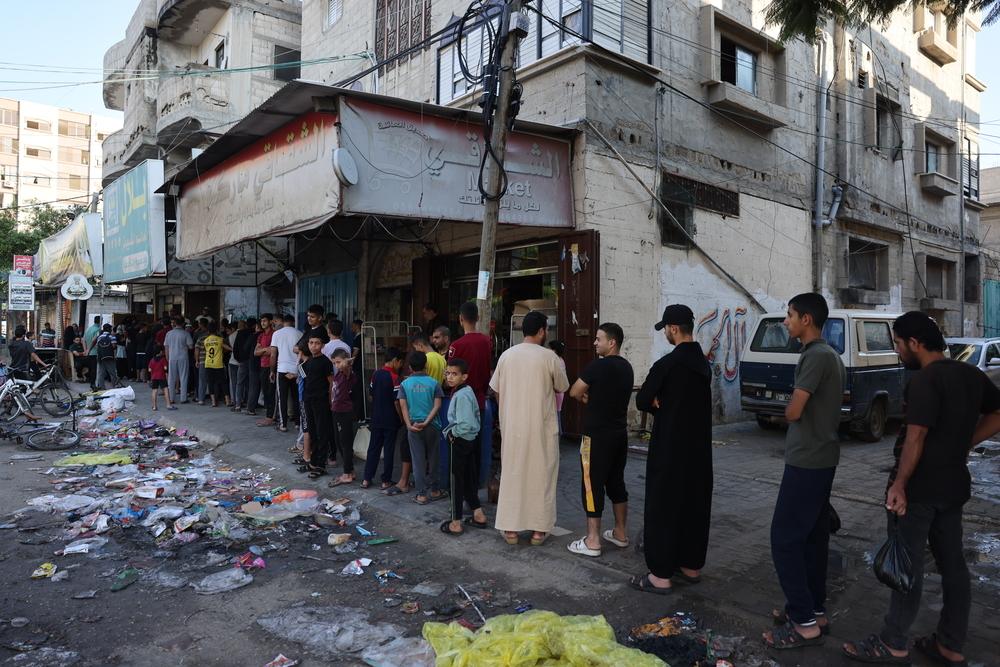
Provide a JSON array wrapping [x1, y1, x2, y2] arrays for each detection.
[[696, 306, 748, 384]]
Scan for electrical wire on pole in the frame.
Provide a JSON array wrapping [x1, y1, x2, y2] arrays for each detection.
[[473, 0, 528, 334]]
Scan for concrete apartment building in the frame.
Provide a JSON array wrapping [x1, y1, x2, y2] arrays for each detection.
[[976, 165, 1000, 334], [284, 0, 984, 420], [0, 98, 120, 216], [101, 0, 302, 186]]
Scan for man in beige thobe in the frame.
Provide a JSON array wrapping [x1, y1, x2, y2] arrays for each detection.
[[489, 310, 570, 546]]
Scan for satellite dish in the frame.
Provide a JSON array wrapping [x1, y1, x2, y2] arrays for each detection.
[[333, 147, 359, 186]]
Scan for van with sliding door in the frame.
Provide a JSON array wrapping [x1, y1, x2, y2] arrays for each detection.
[[740, 310, 904, 441]]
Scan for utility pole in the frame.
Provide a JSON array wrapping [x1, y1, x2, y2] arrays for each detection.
[[475, 0, 526, 334]]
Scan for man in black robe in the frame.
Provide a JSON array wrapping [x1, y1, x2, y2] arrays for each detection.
[[630, 304, 713, 594]]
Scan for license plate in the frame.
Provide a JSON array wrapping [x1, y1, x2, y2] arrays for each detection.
[[776, 393, 790, 402], [764, 391, 773, 399]]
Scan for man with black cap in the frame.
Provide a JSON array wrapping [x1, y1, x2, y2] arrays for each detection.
[[630, 303, 713, 594]]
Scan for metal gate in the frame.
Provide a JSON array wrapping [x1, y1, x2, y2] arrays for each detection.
[[985, 279, 1000, 337], [297, 271, 358, 328]]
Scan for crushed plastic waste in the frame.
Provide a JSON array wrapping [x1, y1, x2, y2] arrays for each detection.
[[53, 451, 133, 467], [61, 537, 109, 555], [256, 605, 407, 659], [3, 647, 82, 666], [263, 655, 299, 667], [423, 610, 665, 667], [192, 567, 253, 594], [341, 558, 373, 576], [110, 567, 140, 592], [31, 562, 57, 579], [359, 636, 435, 667]]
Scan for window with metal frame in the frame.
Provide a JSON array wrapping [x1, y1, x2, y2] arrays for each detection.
[[375, 0, 432, 74], [274, 45, 301, 82], [327, 0, 343, 26]]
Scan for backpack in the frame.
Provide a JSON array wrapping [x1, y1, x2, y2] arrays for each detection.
[[96, 334, 116, 361]]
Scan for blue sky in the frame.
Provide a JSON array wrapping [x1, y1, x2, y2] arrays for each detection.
[[1, 1, 999, 164]]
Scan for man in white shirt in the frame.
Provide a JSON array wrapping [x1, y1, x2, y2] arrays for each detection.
[[270, 313, 303, 433]]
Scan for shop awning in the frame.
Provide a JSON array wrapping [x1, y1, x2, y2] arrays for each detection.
[[35, 212, 104, 286], [162, 81, 577, 260]]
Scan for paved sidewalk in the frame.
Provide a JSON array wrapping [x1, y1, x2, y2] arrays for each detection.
[[99, 383, 1000, 665]]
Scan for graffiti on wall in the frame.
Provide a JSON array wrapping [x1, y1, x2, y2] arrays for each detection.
[[696, 306, 749, 383]]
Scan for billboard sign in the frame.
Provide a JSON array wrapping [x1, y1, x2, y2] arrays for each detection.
[[7, 272, 34, 311], [103, 160, 166, 282], [12, 255, 33, 276], [36, 213, 104, 285], [339, 98, 574, 228]]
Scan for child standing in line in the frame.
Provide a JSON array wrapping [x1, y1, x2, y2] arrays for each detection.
[[363, 347, 405, 490], [440, 358, 487, 535], [300, 333, 334, 480], [202, 321, 228, 407], [148, 345, 175, 411], [398, 350, 445, 505], [329, 348, 358, 486]]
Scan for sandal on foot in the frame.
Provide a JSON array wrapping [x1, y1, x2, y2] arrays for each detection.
[[914, 635, 967, 667], [308, 469, 327, 479], [428, 490, 449, 502], [439, 520, 463, 536], [380, 481, 395, 490], [764, 622, 825, 650], [328, 476, 354, 487], [291, 457, 307, 466], [463, 516, 489, 529], [602, 529, 629, 548], [567, 537, 601, 557], [530, 532, 548, 546], [413, 495, 430, 506], [384, 486, 408, 496], [502, 531, 519, 545], [843, 635, 911, 664], [360, 480, 372, 489], [673, 570, 702, 584], [772, 609, 830, 635], [628, 573, 673, 595]]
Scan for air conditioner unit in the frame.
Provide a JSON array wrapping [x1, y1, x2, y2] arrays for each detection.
[[0, 180, 13, 189]]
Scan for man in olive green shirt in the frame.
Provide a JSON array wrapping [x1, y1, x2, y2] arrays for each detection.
[[764, 293, 845, 651]]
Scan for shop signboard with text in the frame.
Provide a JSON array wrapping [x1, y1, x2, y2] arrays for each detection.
[[103, 160, 166, 283], [176, 112, 340, 260], [12, 255, 33, 276], [339, 98, 574, 228], [7, 272, 34, 311]]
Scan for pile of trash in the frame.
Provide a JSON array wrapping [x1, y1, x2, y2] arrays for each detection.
[[627, 611, 764, 667], [424, 610, 666, 667], [9, 399, 380, 598]]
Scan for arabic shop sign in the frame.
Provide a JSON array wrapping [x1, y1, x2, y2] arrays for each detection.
[[7, 272, 34, 311], [339, 98, 573, 228], [103, 160, 167, 282], [60, 274, 94, 301], [176, 112, 340, 260]]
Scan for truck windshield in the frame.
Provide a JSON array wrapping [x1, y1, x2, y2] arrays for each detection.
[[750, 318, 846, 354]]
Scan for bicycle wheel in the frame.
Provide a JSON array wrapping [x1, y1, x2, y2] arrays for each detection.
[[26, 427, 81, 451], [0, 391, 29, 423], [38, 385, 74, 416]]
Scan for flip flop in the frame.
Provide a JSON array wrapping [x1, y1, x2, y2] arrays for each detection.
[[463, 517, 489, 529], [764, 622, 825, 650], [428, 490, 449, 502], [384, 486, 408, 496], [914, 635, 967, 666], [502, 531, 519, 545], [843, 635, 911, 664], [308, 469, 327, 479], [380, 481, 396, 490], [567, 537, 601, 557], [673, 570, 702, 584], [291, 457, 307, 465], [360, 480, 372, 489], [530, 533, 548, 546], [628, 573, 673, 595], [413, 495, 430, 506], [328, 477, 354, 487], [602, 529, 629, 548], [439, 520, 463, 536]]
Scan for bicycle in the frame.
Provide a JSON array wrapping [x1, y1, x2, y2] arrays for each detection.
[[0, 363, 74, 419], [0, 416, 81, 450]]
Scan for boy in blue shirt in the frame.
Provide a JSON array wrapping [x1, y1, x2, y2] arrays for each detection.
[[398, 351, 445, 505], [440, 358, 487, 535]]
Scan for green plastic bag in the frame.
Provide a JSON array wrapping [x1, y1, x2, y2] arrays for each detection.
[[54, 451, 133, 466]]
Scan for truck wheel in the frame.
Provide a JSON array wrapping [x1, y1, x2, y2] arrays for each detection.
[[756, 415, 779, 430], [856, 399, 886, 442]]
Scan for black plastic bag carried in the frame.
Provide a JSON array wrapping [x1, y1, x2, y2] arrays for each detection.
[[873, 515, 914, 593]]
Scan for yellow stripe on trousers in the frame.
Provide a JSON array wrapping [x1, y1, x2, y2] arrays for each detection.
[[580, 435, 595, 513]]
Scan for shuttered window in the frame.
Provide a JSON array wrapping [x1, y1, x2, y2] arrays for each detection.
[[964, 137, 980, 200], [327, 0, 343, 26]]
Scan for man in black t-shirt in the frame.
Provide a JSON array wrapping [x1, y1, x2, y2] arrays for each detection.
[[844, 312, 1000, 666], [566, 322, 634, 558], [294, 304, 329, 362], [8, 326, 46, 379], [300, 333, 333, 478]]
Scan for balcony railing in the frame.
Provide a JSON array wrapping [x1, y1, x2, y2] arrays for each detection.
[[156, 70, 234, 147]]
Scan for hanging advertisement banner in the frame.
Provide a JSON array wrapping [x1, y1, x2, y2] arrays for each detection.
[[36, 213, 104, 285], [8, 272, 34, 311], [103, 160, 166, 282]]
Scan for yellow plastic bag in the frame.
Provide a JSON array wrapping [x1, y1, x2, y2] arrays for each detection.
[[423, 611, 666, 667], [54, 451, 133, 467]]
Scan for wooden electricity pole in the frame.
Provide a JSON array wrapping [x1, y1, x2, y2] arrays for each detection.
[[475, 0, 525, 334]]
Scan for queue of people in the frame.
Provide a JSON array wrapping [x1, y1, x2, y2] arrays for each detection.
[[28, 292, 993, 665]]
